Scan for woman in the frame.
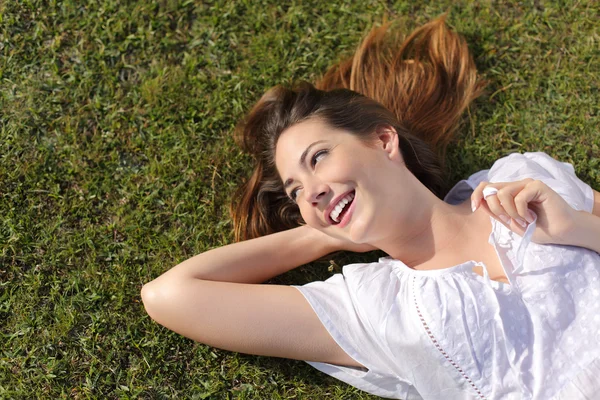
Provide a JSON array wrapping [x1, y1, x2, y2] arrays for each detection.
[[141, 15, 600, 399]]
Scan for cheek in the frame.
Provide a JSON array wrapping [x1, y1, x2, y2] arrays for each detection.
[[323, 156, 359, 181]]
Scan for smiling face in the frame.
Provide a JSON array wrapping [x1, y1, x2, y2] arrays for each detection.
[[274, 117, 410, 244]]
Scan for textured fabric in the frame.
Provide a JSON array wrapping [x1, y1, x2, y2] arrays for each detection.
[[293, 152, 599, 400]]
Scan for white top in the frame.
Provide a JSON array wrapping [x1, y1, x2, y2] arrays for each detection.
[[293, 152, 599, 400]]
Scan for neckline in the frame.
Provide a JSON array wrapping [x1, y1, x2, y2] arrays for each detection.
[[379, 216, 515, 287], [380, 256, 478, 276]]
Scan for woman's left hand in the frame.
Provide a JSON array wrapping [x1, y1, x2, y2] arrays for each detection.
[[471, 178, 579, 245]]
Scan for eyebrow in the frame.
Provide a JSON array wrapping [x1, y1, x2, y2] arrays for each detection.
[[283, 140, 327, 190]]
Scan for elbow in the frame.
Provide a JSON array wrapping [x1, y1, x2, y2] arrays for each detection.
[[140, 281, 160, 322], [141, 276, 208, 343], [141, 279, 176, 324]]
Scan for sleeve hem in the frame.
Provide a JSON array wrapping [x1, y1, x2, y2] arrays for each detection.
[[291, 285, 370, 371], [291, 285, 410, 399]]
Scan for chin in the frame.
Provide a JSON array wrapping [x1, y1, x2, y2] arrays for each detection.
[[348, 208, 385, 244], [347, 220, 372, 244]]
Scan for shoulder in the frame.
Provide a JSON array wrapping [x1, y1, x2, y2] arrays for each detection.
[[488, 152, 594, 212], [301, 258, 402, 302], [488, 152, 575, 181], [296, 258, 410, 330], [445, 152, 568, 204], [298, 258, 397, 298], [447, 152, 594, 212]]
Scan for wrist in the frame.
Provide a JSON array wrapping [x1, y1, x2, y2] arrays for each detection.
[[567, 210, 600, 253]]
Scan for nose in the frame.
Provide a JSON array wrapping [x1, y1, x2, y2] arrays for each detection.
[[306, 182, 329, 207]]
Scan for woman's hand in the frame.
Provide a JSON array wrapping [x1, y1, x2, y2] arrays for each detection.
[[471, 179, 579, 245]]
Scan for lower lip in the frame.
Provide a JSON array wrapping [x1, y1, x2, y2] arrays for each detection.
[[336, 194, 356, 228]]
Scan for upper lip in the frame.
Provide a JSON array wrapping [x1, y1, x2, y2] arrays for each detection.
[[325, 190, 354, 225]]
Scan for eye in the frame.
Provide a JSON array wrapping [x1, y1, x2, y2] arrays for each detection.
[[289, 187, 301, 202], [311, 149, 328, 168]]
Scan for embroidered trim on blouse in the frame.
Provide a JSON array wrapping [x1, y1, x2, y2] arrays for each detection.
[[412, 276, 487, 400]]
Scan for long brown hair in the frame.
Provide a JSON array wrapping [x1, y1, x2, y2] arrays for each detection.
[[230, 14, 486, 242]]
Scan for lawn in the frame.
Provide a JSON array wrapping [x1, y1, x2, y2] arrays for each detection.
[[1, 0, 598, 398]]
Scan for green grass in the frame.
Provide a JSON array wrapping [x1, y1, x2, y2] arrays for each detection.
[[1, 0, 598, 398]]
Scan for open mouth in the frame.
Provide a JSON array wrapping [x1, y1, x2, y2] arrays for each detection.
[[330, 190, 355, 225]]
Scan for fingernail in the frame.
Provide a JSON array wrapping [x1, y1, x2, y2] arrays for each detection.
[[526, 210, 536, 223], [471, 200, 477, 213], [516, 218, 527, 228], [499, 215, 511, 225]]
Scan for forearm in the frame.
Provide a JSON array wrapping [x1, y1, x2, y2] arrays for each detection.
[[156, 225, 336, 284], [568, 211, 600, 253]]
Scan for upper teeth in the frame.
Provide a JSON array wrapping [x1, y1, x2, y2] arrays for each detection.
[[330, 192, 355, 222]]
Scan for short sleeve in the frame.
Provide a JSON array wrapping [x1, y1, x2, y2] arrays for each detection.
[[487, 152, 594, 213], [292, 265, 422, 400]]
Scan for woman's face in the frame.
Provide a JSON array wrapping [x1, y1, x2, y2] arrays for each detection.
[[275, 118, 408, 244]]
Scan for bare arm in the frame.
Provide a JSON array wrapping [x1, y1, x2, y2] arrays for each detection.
[[140, 226, 367, 368], [592, 189, 600, 218], [141, 279, 364, 367], [568, 188, 600, 253], [568, 210, 600, 254], [158, 225, 336, 284]]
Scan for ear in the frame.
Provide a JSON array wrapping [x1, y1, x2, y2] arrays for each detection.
[[375, 125, 402, 161]]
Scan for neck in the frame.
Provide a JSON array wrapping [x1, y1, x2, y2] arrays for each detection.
[[373, 193, 484, 267]]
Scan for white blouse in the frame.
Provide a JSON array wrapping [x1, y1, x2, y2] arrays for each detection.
[[293, 152, 599, 400]]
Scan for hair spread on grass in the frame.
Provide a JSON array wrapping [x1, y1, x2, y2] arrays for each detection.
[[230, 14, 487, 242]]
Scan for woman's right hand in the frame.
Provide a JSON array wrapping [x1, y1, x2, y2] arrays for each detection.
[[471, 179, 580, 245]]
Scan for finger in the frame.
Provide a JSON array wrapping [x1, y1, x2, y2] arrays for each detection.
[[513, 181, 545, 223], [495, 187, 528, 228], [471, 181, 490, 212], [481, 187, 512, 226]]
